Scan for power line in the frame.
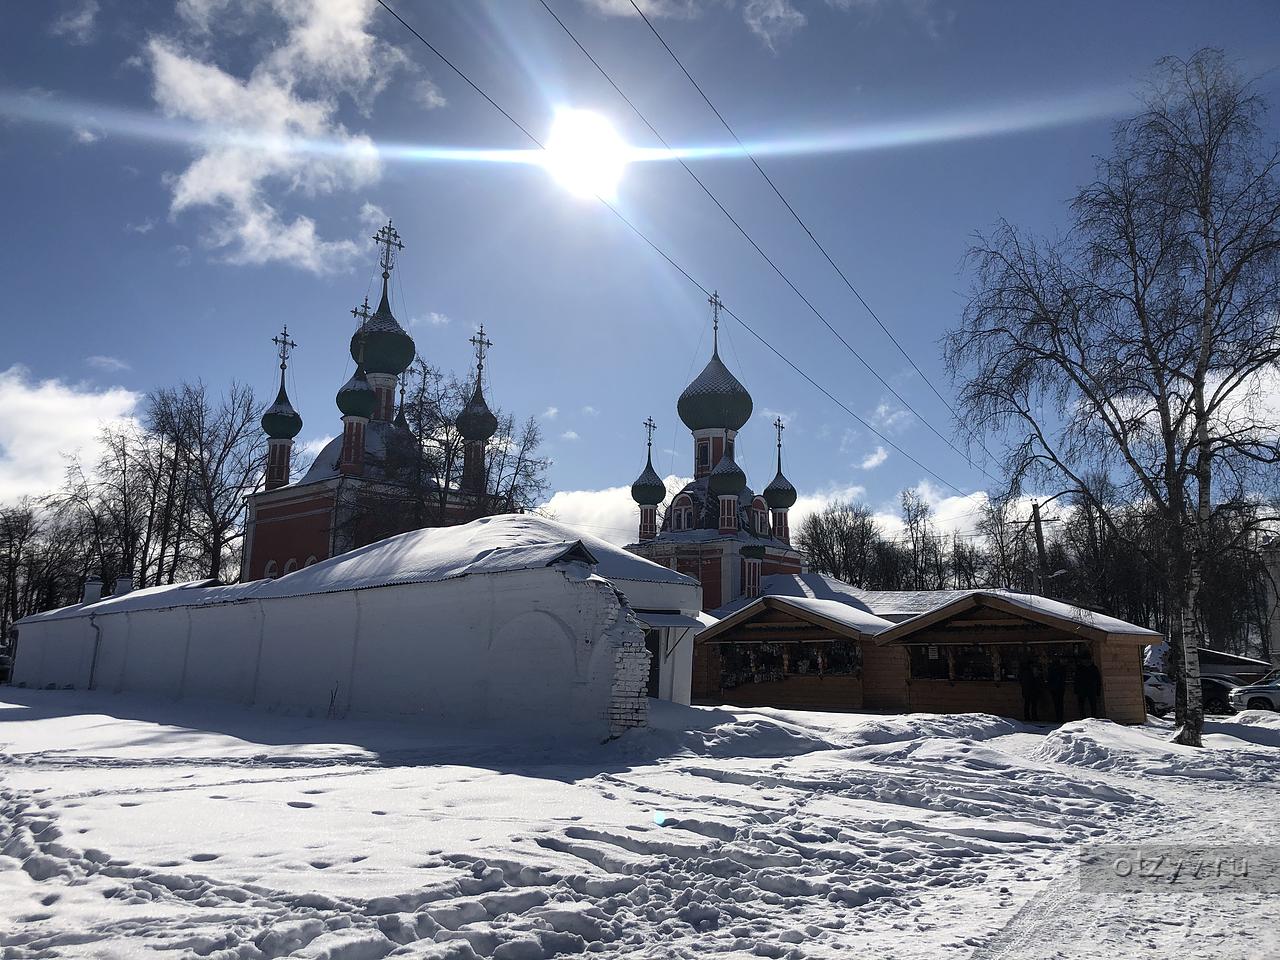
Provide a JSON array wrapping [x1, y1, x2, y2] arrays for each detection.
[[371, 0, 983, 503], [624, 0, 1002, 469], [536, 0, 991, 482]]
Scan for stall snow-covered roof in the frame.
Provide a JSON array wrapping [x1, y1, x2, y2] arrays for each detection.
[[698, 594, 894, 644], [716, 572, 1159, 643], [874, 589, 1162, 645], [16, 516, 694, 623]]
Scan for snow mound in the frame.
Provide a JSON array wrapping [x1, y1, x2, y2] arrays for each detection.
[[1034, 719, 1278, 782], [617, 700, 837, 758], [749, 709, 1019, 749]]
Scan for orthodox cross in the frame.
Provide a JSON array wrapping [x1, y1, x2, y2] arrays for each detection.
[[643, 416, 657, 450], [271, 325, 297, 372], [372, 219, 404, 277], [351, 295, 373, 329], [708, 290, 723, 351], [469, 324, 493, 376], [774, 416, 785, 451]]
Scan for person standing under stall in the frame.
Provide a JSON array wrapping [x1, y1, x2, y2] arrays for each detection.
[[1046, 654, 1067, 723], [1075, 651, 1102, 717], [1018, 650, 1041, 722]]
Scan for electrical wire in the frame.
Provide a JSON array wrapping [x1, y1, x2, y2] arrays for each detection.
[[536, 0, 991, 480], [371, 0, 983, 503], [625, 0, 1002, 468]]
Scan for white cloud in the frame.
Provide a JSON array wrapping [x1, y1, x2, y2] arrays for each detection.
[[543, 406, 559, 420], [412, 79, 447, 110], [411, 312, 450, 327], [539, 474, 689, 546], [147, 1, 394, 273], [871, 400, 914, 433], [582, 405, 599, 416], [560, 430, 580, 441], [790, 483, 868, 533], [859, 445, 888, 470], [742, 0, 805, 50], [0, 366, 140, 503], [50, 0, 99, 45], [85, 355, 131, 373], [74, 127, 101, 144], [125, 219, 156, 234], [297, 434, 334, 460]]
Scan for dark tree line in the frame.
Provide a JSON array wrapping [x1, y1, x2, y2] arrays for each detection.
[[2, 359, 550, 639], [797, 490, 1275, 665], [1, 381, 266, 634]]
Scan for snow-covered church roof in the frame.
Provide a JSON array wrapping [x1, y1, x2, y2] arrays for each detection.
[[17, 515, 694, 623]]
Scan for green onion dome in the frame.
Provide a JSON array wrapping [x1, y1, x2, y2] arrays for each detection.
[[261, 382, 303, 440], [707, 449, 747, 497], [763, 469, 797, 510], [677, 346, 753, 432], [630, 451, 666, 506], [456, 380, 499, 442], [349, 282, 416, 376], [336, 365, 376, 419]]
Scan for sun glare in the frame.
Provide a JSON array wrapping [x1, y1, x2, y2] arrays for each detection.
[[544, 109, 630, 200]]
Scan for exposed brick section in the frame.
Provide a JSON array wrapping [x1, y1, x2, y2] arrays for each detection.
[[608, 629, 650, 736]]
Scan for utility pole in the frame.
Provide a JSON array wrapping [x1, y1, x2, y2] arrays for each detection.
[[1031, 500, 1049, 590]]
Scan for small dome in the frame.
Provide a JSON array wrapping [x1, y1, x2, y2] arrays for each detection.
[[336, 366, 376, 419], [350, 283, 416, 376], [708, 449, 747, 497], [764, 469, 797, 509], [457, 381, 498, 442], [630, 453, 666, 506], [677, 349, 753, 432], [261, 383, 303, 439]]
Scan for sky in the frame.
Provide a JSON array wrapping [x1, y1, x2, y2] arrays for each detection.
[[3, 0, 1280, 547]]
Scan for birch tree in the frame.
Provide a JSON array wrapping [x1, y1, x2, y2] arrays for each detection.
[[947, 50, 1280, 745]]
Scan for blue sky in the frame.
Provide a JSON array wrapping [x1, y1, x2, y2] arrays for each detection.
[[3, 0, 1280, 544]]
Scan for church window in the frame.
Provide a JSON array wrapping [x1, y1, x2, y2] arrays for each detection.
[[304, 556, 317, 567], [283, 558, 298, 574], [263, 560, 278, 579], [696, 440, 710, 471], [719, 496, 737, 530]]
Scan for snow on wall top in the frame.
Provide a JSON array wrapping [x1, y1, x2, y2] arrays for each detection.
[[257, 515, 694, 600], [16, 515, 695, 623]]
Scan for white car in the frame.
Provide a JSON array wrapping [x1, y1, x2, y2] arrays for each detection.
[[1228, 676, 1279, 712], [1143, 672, 1176, 717]]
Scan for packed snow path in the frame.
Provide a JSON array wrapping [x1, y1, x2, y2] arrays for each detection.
[[1, 692, 1276, 959]]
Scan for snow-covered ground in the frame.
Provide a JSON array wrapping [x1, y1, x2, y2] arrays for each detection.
[[2, 690, 1277, 959]]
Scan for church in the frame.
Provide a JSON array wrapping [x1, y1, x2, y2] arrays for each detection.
[[241, 220, 505, 582], [625, 293, 803, 611]]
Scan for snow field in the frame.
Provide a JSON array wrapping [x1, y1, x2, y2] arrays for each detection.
[[2, 691, 1277, 959]]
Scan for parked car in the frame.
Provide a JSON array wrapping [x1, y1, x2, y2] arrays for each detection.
[[1143, 672, 1175, 716], [1201, 675, 1237, 715], [1228, 677, 1280, 712]]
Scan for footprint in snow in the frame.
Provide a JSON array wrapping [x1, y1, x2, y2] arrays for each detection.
[[301, 789, 326, 795], [371, 810, 387, 816], [309, 860, 331, 869], [190, 853, 220, 862], [118, 801, 142, 808], [287, 801, 315, 809]]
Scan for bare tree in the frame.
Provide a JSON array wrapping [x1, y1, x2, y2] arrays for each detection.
[[947, 50, 1280, 745], [150, 382, 266, 581]]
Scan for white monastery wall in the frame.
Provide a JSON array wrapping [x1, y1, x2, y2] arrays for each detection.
[[12, 565, 651, 739]]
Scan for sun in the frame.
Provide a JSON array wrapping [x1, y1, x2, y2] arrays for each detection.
[[543, 109, 630, 200]]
